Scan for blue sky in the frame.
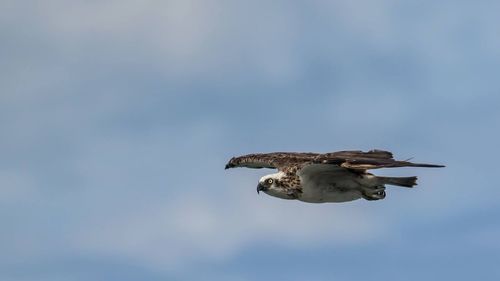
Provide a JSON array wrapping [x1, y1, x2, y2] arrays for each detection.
[[1, 1, 500, 280]]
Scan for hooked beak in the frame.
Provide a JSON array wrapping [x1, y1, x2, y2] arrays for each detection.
[[256, 183, 267, 194]]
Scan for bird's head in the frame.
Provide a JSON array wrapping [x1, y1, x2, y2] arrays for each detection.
[[257, 172, 294, 200]]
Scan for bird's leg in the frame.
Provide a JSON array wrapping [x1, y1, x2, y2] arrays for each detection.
[[361, 185, 386, 200]]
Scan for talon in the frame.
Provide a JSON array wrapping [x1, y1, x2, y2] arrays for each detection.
[[374, 190, 386, 199], [361, 188, 386, 201]]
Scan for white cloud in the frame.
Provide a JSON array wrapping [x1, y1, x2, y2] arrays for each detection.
[[72, 178, 388, 271], [1, 1, 500, 278], [0, 0, 397, 85]]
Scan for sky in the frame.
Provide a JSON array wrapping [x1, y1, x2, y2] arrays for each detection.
[[1, 1, 500, 280]]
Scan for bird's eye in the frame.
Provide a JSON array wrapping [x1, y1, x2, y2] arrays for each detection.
[[267, 178, 273, 184]]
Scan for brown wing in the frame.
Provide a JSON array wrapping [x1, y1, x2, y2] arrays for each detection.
[[313, 149, 445, 170], [225, 152, 318, 170], [225, 149, 444, 171]]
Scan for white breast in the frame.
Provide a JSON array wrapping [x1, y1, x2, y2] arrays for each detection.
[[298, 182, 362, 203], [297, 164, 365, 203]]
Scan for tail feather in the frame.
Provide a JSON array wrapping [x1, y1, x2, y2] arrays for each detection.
[[378, 176, 418, 188]]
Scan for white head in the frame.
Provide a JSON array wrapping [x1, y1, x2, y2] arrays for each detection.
[[256, 172, 294, 200]]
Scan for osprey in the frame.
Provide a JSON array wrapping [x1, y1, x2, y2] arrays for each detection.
[[225, 150, 444, 203]]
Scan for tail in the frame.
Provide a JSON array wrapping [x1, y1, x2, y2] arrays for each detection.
[[378, 176, 418, 188]]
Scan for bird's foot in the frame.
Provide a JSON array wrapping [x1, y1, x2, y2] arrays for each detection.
[[362, 186, 386, 201]]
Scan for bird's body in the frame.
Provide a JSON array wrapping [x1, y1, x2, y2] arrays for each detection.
[[225, 150, 444, 203]]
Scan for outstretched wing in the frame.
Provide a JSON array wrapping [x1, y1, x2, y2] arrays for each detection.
[[312, 149, 445, 170], [225, 152, 318, 170], [225, 149, 444, 171]]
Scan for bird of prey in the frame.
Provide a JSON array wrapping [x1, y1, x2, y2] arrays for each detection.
[[225, 150, 444, 203]]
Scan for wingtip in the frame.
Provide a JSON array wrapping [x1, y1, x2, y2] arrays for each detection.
[[411, 163, 446, 168]]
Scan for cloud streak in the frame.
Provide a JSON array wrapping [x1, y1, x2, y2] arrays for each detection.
[[1, 0, 500, 280], [72, 186, 387, 271]]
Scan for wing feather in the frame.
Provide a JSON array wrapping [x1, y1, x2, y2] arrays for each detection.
[[225, 152, 318, 170], [319, 149, 394, 159], [225, 149, 444, 171], [313, 149, 444, 170]]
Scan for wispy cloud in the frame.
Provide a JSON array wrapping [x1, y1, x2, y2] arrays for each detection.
[[72, 185, 387, 271], [1, 0, 500, 280]]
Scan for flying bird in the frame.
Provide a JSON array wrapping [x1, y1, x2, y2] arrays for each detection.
[[225, 150, 444, 203]]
